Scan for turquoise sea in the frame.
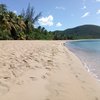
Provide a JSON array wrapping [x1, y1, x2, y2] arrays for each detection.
[[65, 39, 100, 80]]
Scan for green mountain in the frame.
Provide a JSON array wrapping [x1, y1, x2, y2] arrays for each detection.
[[53, 25, 100, 40]]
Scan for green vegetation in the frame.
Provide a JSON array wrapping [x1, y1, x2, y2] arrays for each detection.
[[0, 3, 54, 40], [0, 3, 100, 40], [54, 25, 100, 40]]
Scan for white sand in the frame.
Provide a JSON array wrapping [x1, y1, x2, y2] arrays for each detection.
[[0, 40, 100, 100]]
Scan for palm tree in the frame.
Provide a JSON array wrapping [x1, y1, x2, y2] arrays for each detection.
[[0, 4, 8, 30], [37, 26, 42, 32], [0, 4, 17, 39], [16, 15, 26, 31], [21, 3, 41, 34], [41, 27, 45, 33], [0, 4, 7, 14], [1, 10, 26, 39], [8, 12, 26, 39], [6, 11, 19, 39], [16, 15, 26, 39], [0, 3, 42, 40]]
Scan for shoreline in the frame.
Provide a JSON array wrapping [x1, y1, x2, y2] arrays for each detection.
[[65, 40, 100, 82], [0, 40, 100, 100]]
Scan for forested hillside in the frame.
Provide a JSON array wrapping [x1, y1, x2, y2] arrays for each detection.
[[54, 25, 100, 40]]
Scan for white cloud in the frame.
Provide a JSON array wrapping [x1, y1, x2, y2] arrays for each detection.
[[97, 9, 100, 14], [55, 6, 65, 10], [56, 22, 62, 27], [38, 15, 53, 26], [82, 5, 87, 9], [82, 0, 87, 9], [96, 0, 100, 2], [13, 10, 17, 14], [81, 12, 90, 18]]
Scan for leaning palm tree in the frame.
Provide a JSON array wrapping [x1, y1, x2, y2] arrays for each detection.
[[0, 12, 12, 32], [0, 4, 8, 30], [0, 4, 18, 39], [16, 15, 26, 39], [0, 11, 24, 39], [0, 4, 26, 39], [6, 11, 19, 39], [8, 12, 27, 39], [0, 4, 7, 14], [21, 3, 41, 34]]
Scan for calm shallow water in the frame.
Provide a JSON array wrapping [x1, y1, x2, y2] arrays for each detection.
[[65, 39, 100, 80]]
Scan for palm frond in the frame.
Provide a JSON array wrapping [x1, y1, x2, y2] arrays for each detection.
[[32, 12, 41, 24]]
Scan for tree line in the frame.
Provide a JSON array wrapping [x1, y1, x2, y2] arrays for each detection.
[[0, 3, 54, 40], [1, 3, 96, 40]]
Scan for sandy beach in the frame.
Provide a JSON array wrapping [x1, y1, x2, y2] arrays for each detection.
[[0, 40, 100, 100]]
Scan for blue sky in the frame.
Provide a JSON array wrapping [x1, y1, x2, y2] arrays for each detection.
[[1, 0, 100, 31]]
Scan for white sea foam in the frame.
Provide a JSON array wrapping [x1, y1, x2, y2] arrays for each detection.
[[65, 39, 100, 81]]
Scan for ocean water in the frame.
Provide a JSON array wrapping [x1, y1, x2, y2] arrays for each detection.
[[65, 39, 100, 80]]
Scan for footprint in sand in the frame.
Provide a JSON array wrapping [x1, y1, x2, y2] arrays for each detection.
[[95, 97, 99, 100], [35, 65, 41, 69], [41, 75, 46, 79], [45, 73, 50, 76], [16, 80, 24, 85], [41, 73, 50, 79], [3, 77, 10, 81], [75, 75, 78, 78], [46, 98, 50, 100], [2, 63, 6, 66], [29, 77, 37, 81], [95, 97, 98, 100], [81, 86, 85, 89], [45, 67, 51, 71], [22, 59, 30, 68], [34, 58, 39, 62]]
